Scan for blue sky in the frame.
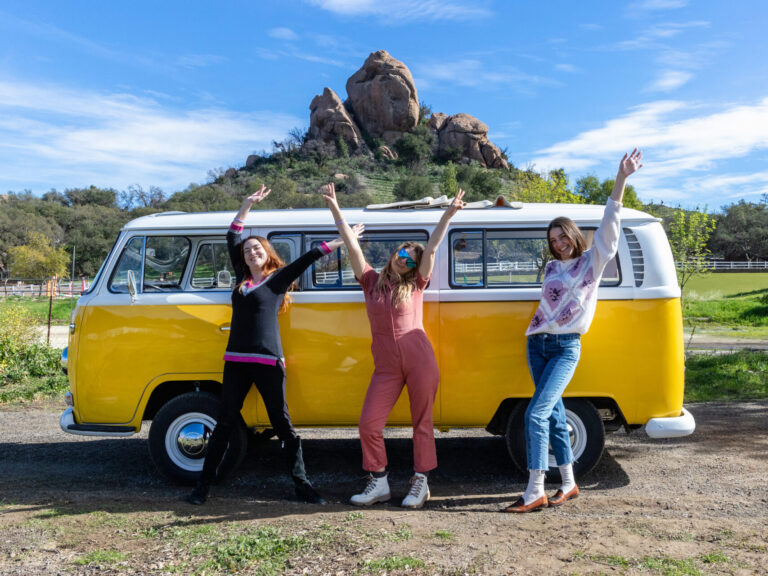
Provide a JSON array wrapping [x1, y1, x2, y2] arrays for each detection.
[[1, 0, 767, 210]]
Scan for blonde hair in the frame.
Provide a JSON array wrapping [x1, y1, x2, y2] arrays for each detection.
[[238, 236, 293, 313], [375, 242, 425, 306]]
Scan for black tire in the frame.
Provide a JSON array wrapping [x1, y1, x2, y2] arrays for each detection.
[[148, 391, 248, 484], [505, 398, 605, 479]]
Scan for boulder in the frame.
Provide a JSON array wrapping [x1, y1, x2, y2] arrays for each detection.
[[308, 87, 364, 152], [245, 154, 261, 168], [437, 113, 509, 169], [345, 50, 419, 145]]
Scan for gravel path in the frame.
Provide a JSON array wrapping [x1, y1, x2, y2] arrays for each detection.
[[1, 399, 766, 574]]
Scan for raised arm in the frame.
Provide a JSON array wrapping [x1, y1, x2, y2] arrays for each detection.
[[593, 149, 643, 266], [227, 185, 271, 282], [322, 183, 367, 280], [419, 189, 465, 279], [610, 148, 643, 204]]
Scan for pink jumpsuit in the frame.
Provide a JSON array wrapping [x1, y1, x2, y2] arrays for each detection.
[[357, 264, 440, 474]]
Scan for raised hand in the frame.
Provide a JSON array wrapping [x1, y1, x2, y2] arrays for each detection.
[[322, 182, 338, 208], [243, 184, 271, 207], [327, 223, 365, 251], [447, 188, 466, 215], [349, 222, 365, 241], [619, 149, 643, 178]]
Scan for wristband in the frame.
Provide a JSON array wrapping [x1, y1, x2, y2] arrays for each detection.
[[233, 217, 244, 223], [335, 219, 345, 226]]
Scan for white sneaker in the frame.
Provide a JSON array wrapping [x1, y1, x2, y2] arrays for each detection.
[[401, 473, 430, 509], [350, 474, 391, 506]]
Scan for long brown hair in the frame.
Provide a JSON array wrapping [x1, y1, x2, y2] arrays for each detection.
[[375, 241, 425, 306], [547, 217, 586, 261], [239, 236, 293, 313]]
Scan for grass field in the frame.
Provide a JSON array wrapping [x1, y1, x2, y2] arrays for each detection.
[[683, 272, 768, 300], [682, 273, 768, 332], [0, 296, 76, 324]]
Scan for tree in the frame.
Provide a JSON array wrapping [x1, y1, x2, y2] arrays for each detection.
[[393, 126, 434, 167], [708, 200, 768, 262], [393, 175, 433, 201], [456, 164, 502, 202], [9, 231, 69, 279], [439, 162, 458, 197], [576, 174, 643, 209], [667, 207, 717, 296]]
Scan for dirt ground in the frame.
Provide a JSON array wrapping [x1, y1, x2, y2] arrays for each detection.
[[1, 400, 766, 575]]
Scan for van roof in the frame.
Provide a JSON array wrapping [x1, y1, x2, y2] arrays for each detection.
[[123, 204, 660, 231]]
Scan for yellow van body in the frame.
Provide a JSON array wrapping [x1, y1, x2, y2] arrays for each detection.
[[61, 205, 692, 481]]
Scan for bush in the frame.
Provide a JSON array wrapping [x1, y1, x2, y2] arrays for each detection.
[[393, 175, 434, 201], [0, 302, 67, 402]]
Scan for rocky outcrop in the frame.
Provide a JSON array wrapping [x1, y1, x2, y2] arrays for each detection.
[[436, 114, 509, 169], [301, 50, 508, 169], [308, 87, 364, 152], [345, 50, 419, 144]]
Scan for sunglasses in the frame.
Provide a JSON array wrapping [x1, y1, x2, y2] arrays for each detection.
[[397, 248, 417, 269]]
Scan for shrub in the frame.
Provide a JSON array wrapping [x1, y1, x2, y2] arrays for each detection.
[[0, 302, 66, 402], [393, 175, 434, 201]]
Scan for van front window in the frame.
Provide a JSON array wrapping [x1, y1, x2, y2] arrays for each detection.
[[108, 235, 191, 293]]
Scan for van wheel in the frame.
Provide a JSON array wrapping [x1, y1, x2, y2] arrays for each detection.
[[505, 398, 605, 479], [148, 391, 247, 484]]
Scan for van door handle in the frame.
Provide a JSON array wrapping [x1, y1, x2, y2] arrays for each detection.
[[220, 326, 231, 332]]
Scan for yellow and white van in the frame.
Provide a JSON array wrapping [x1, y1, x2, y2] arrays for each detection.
[[60, 203, 694, 482]]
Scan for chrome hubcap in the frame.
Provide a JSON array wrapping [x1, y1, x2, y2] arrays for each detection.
[[165, 412, 217, 472]]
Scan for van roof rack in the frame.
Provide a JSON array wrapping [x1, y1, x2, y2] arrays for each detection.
[[366, 195, 522, 210]]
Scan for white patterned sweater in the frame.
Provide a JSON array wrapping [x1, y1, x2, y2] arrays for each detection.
[[526, 198, 622, 336]]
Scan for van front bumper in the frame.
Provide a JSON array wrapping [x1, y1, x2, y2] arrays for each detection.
[[59, 406, 137, 437], [645, 407, 695, 438]]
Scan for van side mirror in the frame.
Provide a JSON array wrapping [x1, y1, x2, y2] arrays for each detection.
[[127, 270, 138, 303], [217, 270, 232, 288]]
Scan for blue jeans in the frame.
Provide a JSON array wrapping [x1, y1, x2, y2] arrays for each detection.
[[525, 333, 581, 471]]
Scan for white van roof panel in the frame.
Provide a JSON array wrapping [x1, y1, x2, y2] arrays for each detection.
[[123, 204, 659, 231]]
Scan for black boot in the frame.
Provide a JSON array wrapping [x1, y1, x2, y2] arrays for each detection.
[[286, 437, 326, 505], [186, 480, 209, 505]]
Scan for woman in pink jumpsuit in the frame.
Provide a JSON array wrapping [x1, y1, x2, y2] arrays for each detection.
[[324, 183, 465, 509]]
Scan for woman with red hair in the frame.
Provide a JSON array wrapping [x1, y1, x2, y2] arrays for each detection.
[[187, 186, 359, 505]]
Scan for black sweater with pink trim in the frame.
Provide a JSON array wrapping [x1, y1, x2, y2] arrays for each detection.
[[225, 227, 329, 362]]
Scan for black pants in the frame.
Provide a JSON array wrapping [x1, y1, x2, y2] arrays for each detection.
[[200, 361, 308, 486]]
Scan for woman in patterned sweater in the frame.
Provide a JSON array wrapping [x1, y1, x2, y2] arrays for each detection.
[[504, 149, 643, 513]]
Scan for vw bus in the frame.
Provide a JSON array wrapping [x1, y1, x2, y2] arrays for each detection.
[[60, 202, 694, 482]]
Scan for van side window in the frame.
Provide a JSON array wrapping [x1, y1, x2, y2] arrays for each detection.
[[450, 229, 620, 288], [191, 243, 236, 289], [307, 231, 428, 289], [143, 237, 191, 291], [109, 236, 144, 293]]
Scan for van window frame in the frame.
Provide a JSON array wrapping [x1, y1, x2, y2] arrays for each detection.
[[107, 234, 194, 294], [268, 229, 430, 291], [187, 237, 238, 291], [449, 227, 623, 289]]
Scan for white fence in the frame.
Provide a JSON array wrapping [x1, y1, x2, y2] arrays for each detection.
[[1, 279, 90, 297], [678, 261, 768, 271]]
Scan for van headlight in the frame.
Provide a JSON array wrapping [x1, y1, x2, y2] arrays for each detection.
[[65, 390, 73, 406]]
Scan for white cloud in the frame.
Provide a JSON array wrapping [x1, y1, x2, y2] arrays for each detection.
[[305, 0, 491, 22], [631, 0, 689, 11], [269, 27, 299, 41], [415, 59, 559, 93], [647, 70, 693, 92], [0, 78, 302, 194], [530, 97, 768, 204], [555, 63, 581, 74]]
